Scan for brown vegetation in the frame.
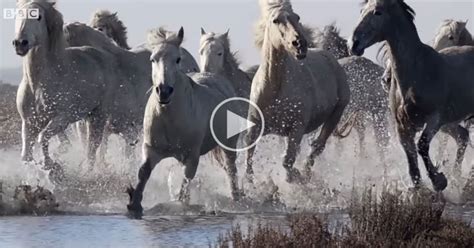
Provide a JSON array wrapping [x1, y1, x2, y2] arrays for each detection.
[[216, 189, 474, 248]]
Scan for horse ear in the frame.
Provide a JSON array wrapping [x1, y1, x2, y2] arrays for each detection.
[[224, 29, 230, 38], [201, 27, 206, 36], [112, 12, 118, 17], [177, 27, 184, 45]]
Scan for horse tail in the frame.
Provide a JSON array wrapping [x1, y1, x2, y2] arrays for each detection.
[[334, 111, 360, 139]]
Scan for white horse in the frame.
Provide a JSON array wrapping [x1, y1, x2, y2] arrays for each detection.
[[13, 0, 121, 176], [89, 9, 199, 73], [245, 0, 350, 183], [126, 27, 242, 218], [199, 29, 252, 99], [314, 24, 390, 168], [64, 22, 151, 161]]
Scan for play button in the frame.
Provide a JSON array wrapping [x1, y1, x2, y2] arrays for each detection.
[[226, 111, 256, 139], [210, 97, 265, 152]]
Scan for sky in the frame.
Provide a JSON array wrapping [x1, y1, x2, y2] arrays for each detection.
[[0, 0, 473, 71]]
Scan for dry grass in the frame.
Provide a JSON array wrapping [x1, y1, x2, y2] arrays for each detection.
[[0, 82, 21, 149], [216, 189, 474, 248]]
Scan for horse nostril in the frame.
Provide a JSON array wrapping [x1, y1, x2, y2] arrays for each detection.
[[168, 87, 174, 95], [21, 40, 28, 46], [292, 40, 299, 47]]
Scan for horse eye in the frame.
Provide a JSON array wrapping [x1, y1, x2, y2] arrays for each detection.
[[217, 52, 223, 56], [295, 15, 300, 22], [374, 10, 382, 16], [98, 28, 103, 31], [176, 57, 181, 64], [448, 35, 454, 40], [150, 58, 156, 63], [273, 18, 280, 24]]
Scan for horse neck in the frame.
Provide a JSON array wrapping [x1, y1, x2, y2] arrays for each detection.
[[23, 40, 66, 90], [258, 27, 288, 98], [384, 14, 424, 90]]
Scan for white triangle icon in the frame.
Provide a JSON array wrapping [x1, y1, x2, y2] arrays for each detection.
[[226, 110, 256, 139]]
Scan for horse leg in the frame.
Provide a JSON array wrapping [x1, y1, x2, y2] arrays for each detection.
[[435, 134, 449, 164], [417, 118, 447, 192], [355, 120, 366, 159], [127, 144, 162, 218], [56, 130, 71, 153], [373, 112, 389, 176], [244, 120, 262, 181], [76, 121, 88, 150], [20, 119, 41, 162], [397, 125, 421, 188], [178, 154, 199, 204], [86, 113, 106, 167], [223, 149, 241, 201], [304, 102, 346, 177], [98, 125, 109, 165], [284, 130, 304, 184], [37, 117, 70, 181], [442, 124, 469, 179]]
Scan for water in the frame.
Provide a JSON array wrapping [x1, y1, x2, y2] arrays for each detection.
[[0, 205, 472, 248], [1, 132, 473, 247], [1, 214, 269, 247]]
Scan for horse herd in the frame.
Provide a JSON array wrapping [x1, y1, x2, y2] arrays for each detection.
[[12, 0, 473, 218]]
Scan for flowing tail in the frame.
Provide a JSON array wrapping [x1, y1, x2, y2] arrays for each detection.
[[333, 111, 360, 138]]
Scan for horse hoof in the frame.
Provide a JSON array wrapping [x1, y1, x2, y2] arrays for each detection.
[[127, 204, 143, 219], [44, 161, 64, 184], [286, 168, 304, 184], [232, 190, 246, 202], [432, 173, 448, 192]]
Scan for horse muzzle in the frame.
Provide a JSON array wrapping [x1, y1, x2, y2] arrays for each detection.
[[156, 85, 174, 105], [13, 39, 30, 56], [292, 38, 308, 60], [349, 38, 365, 56]]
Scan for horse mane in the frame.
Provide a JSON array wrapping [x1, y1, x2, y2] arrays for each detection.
[[90, 9, 131, 49], [147, 27, 183, 48], [314, 23, 349, 59], [360, 0, 415, 23], [377, 42, 391, 69], [372, 0, 416, 67], [255, 0, 315, 49], [200, 32, 241, 69], [18, 0, 65, 52]]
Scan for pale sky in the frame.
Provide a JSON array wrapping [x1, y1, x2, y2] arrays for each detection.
[[0, 0, 473, 71]]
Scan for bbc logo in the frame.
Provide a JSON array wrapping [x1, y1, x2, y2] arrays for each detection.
[[3, 8, 39, 19]]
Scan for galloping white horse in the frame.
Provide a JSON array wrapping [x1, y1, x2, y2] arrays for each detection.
[[127, 27, 242, 218], [14, 0, 122, 175], [245, 0, 350, 183]]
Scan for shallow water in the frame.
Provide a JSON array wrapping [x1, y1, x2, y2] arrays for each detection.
[[0, 131, 473, 247], [0, 205, 472, 248]]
